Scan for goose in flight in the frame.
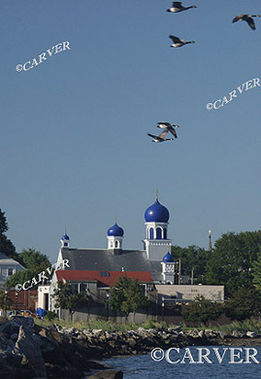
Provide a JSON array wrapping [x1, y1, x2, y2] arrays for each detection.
[[157, 122, 179, 138], [232, 14, 261, 30], [147, 130, 174, 143], [169, 35, 195, 47], [167, 2, 197, 13]]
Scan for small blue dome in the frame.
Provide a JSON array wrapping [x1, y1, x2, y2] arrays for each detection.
[[61, 233, 70, 241], [162, 252, 174, 263], [145, 199, 170, 223], [107, 223, 124, 237]]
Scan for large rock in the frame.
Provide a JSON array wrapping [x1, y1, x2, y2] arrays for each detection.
[[11, 316, 34, 329], [231, 330, 244, 338], [89, 370, 123, 379], [0, 321, 20, 336], [15, 325, 47, 378], [246, 331, 257, 338]]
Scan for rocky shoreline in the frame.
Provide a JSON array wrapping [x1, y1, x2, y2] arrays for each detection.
[[0, 317, 260, 378]]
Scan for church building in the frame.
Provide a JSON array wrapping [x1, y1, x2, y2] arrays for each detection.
[[47, 197, 176, 312], [43, 197, 223, 318]]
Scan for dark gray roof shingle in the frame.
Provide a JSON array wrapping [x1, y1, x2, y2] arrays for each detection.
[[61, 248, 163, 282]]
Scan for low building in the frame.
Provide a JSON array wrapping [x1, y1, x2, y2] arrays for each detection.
[[156, 284, 224, 304], [8, 289, 38, 312], [0, 252, 24, 288]]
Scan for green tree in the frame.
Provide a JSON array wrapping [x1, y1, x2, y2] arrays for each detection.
[[19, 248, 50, 270], [171, 245, 210, 283], [253, 251, 261, 291], [0, 209, 17, 259], [182, 296, 223, 324], [53, 281, 90, 321], [205, 231, 261, 296], [0, 290, 13, 315], [0, 209, 8, 234], [110, 276, 148, 321], [5, 248, 52, 288], [225, 287, 261, 321]]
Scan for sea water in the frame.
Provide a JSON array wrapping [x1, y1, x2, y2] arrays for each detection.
[[101, 346, 261, 379]]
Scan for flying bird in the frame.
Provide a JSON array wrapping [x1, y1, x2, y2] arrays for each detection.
[[169, 35, 195, 47], [232, 14, 261, 30], [167, 2, 197, 13], [147, 130, 174, 143], [157, 122, 179, 138]]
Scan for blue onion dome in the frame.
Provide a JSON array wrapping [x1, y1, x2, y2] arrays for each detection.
[[144, 199, 170, 223], [162, 252, 174, 263], [61, 233, 70, 240], [107, 223, 124, 237]]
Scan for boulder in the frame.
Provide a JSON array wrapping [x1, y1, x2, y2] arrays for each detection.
[[0, 333, 15, 352], [92, 329, 103, 334], [15, 325, 47, 378], [231, 330, 244, 338], [10, 333, 18, 341], [10, 316, 34, 330], [89, 369, 123, 379], [246, 331, 257, 338], [218, 331, 227, 339]]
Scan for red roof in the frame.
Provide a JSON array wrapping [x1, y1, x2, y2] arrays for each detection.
[[56, 270, 153, 287]]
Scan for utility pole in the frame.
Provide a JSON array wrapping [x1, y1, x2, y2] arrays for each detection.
[[15, 291, 18, 311], [162, 296, 165, 321], [4, 290, 8, 319], [178, 258, 181, 285], [208, 230, 212, 251]]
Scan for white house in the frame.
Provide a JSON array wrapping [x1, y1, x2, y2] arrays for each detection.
[[0, 252, 24, 288]]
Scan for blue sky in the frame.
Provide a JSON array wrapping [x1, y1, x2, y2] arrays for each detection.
[[1, 0, 260, 262]]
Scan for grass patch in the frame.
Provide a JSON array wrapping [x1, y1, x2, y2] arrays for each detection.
[[34, 318, 173, 331], [183, 319, 261, 334], [215, 319, 261, 334], [35, 317, 261, 334]]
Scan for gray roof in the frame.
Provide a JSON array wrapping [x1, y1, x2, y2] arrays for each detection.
[[0, 252, 24, 268], [61, 248, 163, 282]]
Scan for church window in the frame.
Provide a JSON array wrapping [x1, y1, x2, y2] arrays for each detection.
[[164, 228, 167, 239], [150, 228, 154, 239], [156, 227, 162, 239]]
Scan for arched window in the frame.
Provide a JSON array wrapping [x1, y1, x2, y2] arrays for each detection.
[[150, 228, 154, 240], [115, 241, 118, 248], [156, 227, 162, 240], [164, 228, 167, 239]]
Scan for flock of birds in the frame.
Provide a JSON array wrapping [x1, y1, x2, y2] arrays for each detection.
[[166, 2, 261, 48], [147, 2, 261, 143], [148, 122, 179, 143]]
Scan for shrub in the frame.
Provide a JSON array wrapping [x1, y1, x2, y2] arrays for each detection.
[[46, 310, 57, 321], [225, 288, 261, 321], [182, 296, 223, 324]]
